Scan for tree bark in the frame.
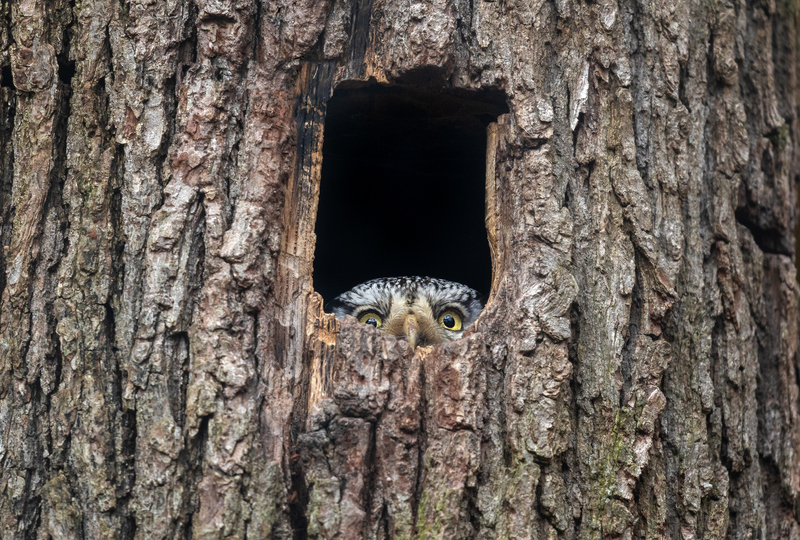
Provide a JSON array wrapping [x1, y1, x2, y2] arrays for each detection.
[[1, 0, 799, 539]]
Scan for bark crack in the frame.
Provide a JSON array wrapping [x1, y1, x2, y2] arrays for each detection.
[[410, 354, 428, 538]]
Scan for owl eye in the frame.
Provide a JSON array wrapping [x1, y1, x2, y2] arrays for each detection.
[[438, 310, 462, 331], [358, 312, 382, 328]]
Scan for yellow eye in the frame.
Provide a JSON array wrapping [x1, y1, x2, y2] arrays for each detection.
[[438, 311, 462, 331], [358, 312, 382, 328]]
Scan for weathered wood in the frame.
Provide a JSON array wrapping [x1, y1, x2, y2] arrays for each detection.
[[1, 0, 799, 538]]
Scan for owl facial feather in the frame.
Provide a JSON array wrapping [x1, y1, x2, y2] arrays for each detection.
[[331, 277, 483, 347]]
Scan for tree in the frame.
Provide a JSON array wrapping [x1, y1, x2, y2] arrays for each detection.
[[1, 0, 799, 538]]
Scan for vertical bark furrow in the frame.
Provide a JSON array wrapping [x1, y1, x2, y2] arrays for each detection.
[[137, 0, 259, 536], [561, 0, 683, 536], [0, 0, 15, 312], [751, 246, 800, 538], [106, 0, 199, 536], [736, 0, 795, 254], [0, 1, 73, 537], [47, 0, 131, 535], [108, 0, 195, 402]]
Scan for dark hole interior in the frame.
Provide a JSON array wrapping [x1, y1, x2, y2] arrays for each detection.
[[313, 82, 508, 307], [1, 64, 13, 88]]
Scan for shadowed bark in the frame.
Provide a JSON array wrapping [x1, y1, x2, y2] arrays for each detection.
[[1, 0, 799, 539]]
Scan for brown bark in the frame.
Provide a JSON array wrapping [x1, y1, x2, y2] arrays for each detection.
[[1, 0, 799, 539]]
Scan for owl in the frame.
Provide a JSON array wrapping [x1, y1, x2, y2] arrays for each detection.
[[331, 277, 483, 348]]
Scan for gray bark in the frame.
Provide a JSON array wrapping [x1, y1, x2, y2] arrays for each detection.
[[0, 0, 799, 538]]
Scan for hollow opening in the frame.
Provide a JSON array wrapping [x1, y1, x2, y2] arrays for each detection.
[[313, 82, 508, 306], [1, 64, 12, 88]]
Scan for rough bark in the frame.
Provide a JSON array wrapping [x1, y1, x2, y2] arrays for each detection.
[[1, 0, 799, 539]]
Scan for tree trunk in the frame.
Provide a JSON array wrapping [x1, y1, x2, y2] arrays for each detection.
[[1, 0, 799, 538]]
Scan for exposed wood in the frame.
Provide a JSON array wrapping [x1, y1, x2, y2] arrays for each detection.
[[0, 0, 799, 539]]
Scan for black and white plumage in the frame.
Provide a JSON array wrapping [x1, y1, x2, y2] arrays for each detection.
[[331, 277, 483, 347]]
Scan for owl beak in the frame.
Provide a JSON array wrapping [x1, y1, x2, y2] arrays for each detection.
[[403, 314, 419, 349]]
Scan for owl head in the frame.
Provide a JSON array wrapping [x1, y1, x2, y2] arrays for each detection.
[[331, 276, 483, 348]]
